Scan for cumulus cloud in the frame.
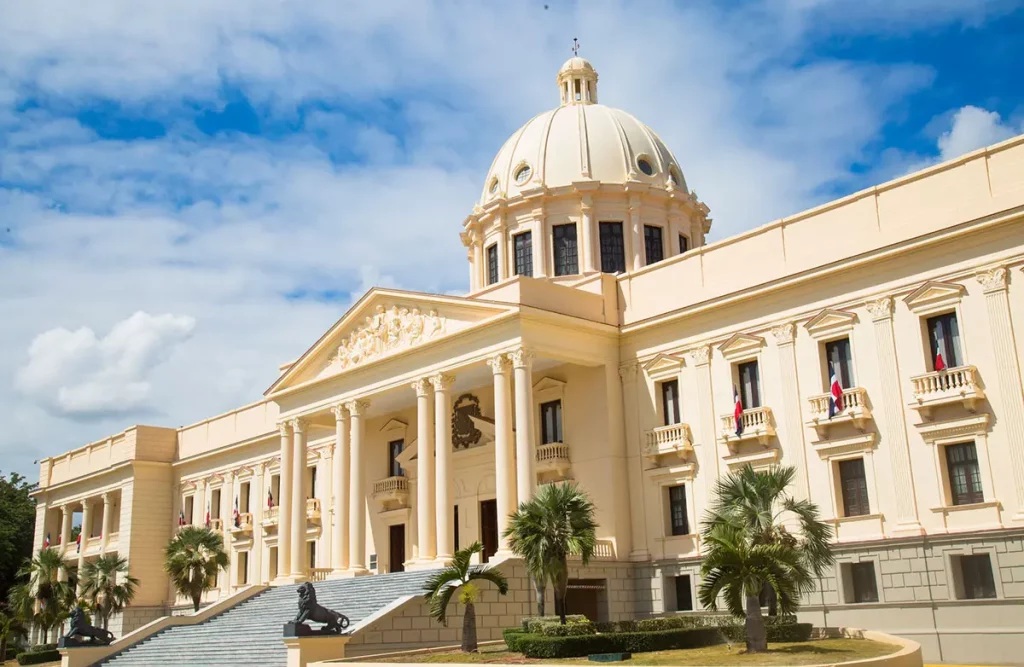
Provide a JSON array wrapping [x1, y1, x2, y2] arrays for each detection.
[[937, 106, 1019, 161], [16, 312, 196, 419]]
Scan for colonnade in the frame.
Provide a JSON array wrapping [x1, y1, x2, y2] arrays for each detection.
[[49, 492, 119, 592]]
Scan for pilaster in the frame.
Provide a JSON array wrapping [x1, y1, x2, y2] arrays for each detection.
[[619, 361, 649, 561], [771, 323, 809, 498], [691, 345, 720, 506]]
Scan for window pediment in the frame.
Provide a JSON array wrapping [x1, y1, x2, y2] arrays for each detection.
[[811, 433, 877, 459], [380, 418, 408, 434], [718, 333, 764, 362], [805, 309, 858, 341], [904, 281, 965, 316], [916, 414, 990, 446], [642, 353, 686, 381], [533, 376, 567, 396]]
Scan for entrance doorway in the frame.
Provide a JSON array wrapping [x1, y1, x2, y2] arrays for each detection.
[[480, 499, 498, 563], [566, 579, 608, 622], [389, 524, 406, 573]]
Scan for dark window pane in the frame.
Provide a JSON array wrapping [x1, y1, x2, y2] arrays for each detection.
[[674, 575, 693, 611], [540, 400, 563, 444], [839, 458, 870, 517], [514, 232, 533, 277], [599, 222, 626, 273], [946, 442, 983, 505], [850, 562, 878, 603], [453, 505, 459, 552], [668, 485, 689, 536], [553, 224, 579, 276], [486, 244, 499, 285], [960, 554, 996, 599], [825, 337, 855, 389], [388, 439, 404, 478], [644, 225, 664, 265], [738, 361, 761, 408], [679, 234, 689, 254], [927, 312, 963, 369], [661, 380, 681, 426]]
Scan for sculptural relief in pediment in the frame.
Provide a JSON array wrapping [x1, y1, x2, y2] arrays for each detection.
[[324, 304, 447, 372]]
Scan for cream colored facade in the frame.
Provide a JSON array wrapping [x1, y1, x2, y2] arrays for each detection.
[[31, 59, 1024, 663]]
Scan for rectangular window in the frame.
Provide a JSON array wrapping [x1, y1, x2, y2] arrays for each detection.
[[514, 232, 533, 277], [210, 489, 221, 519], [239, 551, 249, 585], [668, 485, 689, 536], [644, 225, 664, 265], [271, 475, 280, 507], [540, 400, 563, 444], [839, 458, 870, 517], [453, 505, 460, 552], [957, 554, 996, 599], [945, 442, 983, 506], [308, 540, 317, 569], [674, 575, 693, 611], [738, 360, 761, 409], [486, 244, 499, 285], [552, 224, 579, 276], [184, 496, 194, 525], [678, 234, 689, 254], [825, 337, 855, 389], [309, 466, 317, 498], [927, 312, 963, 369], [661, 380, 681, 426], [599, 222, 626, 273], [388, 439, 405, 478], [239, 482, 250, 513], [849, 562, 878, 603]]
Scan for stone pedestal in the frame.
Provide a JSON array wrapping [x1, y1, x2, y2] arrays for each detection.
[[282, 635, 349, 667], [59, 645, 111, 667]]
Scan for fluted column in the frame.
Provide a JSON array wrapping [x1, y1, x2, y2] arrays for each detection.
[[347, 399, 370, 574], [977, 268, 1024, 519], [413, 379, 437, 562], [100, 492, 114, 553], [512, 348, 537, 503], [76, 500, 92, 594], [277, 422, 293, 580], [867, 297, 922, 534], [290, 418, 308, 580], [771, 323, 809, 498], [691, 347, 720, 507], [251, 463, 264, 583], [331, 405, 350, 572], [60, 504, 72, 553], [432, 373, 456, 560], [580, 195, 596, 273], [489, 354, 517, 554]]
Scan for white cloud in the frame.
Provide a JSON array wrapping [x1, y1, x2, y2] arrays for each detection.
[[938, 106, 1018, 161], [16, 312, 196, 419]]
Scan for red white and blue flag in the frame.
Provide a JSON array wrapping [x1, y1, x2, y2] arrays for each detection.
[[733, 386, 744, 437], [76, 533, 81, 552], [233, 497, 241, 528], [178, 509, 186, 526], [934, 349, 946, 372], [267, 490, 274, 509], [828, 363, 845, 419], [44, 533, 50, 548], [205, 503, 211, 528]]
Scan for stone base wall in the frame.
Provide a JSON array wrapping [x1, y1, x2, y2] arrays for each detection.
[[108, 605, 169, 637]]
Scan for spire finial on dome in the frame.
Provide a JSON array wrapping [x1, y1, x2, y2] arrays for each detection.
[[571, 37, 580, 56], [557, 48, 597, 106]]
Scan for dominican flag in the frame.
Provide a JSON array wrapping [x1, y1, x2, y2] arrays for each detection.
[[934, 349, 946, 372], [233, 497, 241, 528], [76, 533, 81, 552], [267, 490, 275, 509], [733, 386, 744, 437], [44, 533, 50, 548], [205, 502, 211, 528], [828, 363, 845, 419], [178, 509, 186, 526]]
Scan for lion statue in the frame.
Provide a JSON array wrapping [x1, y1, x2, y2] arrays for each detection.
[[294, 582, 350, 634], [64, 607, 115, 645]]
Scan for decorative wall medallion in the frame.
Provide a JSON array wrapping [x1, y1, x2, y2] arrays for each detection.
[[327, 305, 447, 371], [451, 393, 483, 450]]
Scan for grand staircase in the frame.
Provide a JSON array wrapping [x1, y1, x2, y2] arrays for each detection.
[[100, 570, 437, 667]]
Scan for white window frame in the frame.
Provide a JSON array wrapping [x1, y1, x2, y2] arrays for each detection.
[[903, 280, 969, 372], [941, 544, 1003, 600], [837, 555, 884, 605], [916, 415, 999, 520]]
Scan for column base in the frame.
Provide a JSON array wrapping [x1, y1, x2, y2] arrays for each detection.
[[335, 567, 370, 578], [628, 549, 651, 562], [405, 558, 442, 572], [490, 549, 518, 566], [276, 573, 309, 585]]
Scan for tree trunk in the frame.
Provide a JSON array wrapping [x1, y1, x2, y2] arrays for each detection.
[[2, 637, 8, 663], [533, 575, 546, 617], [744, 594, 768, 653], [461, 600, 477, 653], [192, 593, 202, 612], [554, 558, 569, 625]]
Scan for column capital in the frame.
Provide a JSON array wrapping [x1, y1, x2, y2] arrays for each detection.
[[690, 346, 711, 366], [770, 322, 796, 346], [977, 266, 1008, 294], [102, 490, 115, 504], [411, 378, 433, 397], [618, 361, 639, 383], [330, 404, 349, 422], [430, 373, 456, 391], [290, 418, 308, 434], [509, 347, 536, 370], [487, 354, 511, 375], [866, 296, 894, 321], [279, 421, 292, 437], [345, 399, 370, 416]]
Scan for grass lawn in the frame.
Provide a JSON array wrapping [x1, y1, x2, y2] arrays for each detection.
[[370, 638, 902, 665]]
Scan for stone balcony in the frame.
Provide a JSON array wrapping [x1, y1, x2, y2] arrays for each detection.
[[372, 475, 410, 511], [644, 423, 694, 465], [909, 365, 984, 417], [536, 442, 571, 477], [230, 513, 253, 538], [807, 386, 871, 437], [261, 506, 279, 532], [306, 498, 321, 523], [719, 406, 775, 450], [209, 518, 223, 532]]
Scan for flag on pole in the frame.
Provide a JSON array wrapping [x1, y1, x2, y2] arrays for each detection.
[[934, 349, 946, 372], [267, 489, 274, 509], [178, 509, 186, 526], [733, 385, 744, 437], [44, 533, 50, 548], [205, 502, 211, 528], [76, 533, 81, 552], [828, 363, 845, 419], [233, 497, 241, 528]]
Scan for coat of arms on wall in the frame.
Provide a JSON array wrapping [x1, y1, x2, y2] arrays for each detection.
[[451, 393, 483, 450], [327, 305, 446, 371]]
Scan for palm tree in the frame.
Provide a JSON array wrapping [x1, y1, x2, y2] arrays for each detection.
[[80, 554, 139, 630], [10, 548, 75, 643], [0, 608, 28, 663], [504, 481, 598, 624], [163, 526, 229, 612], [698, 465, 834, 653], [422, 542, 508, 653]]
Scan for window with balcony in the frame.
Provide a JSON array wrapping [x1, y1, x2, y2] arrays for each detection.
[[926, 312, 962, 370], [308, 540, 317, 569], [553, 224, 579, 276], [388, 439, 405, 478], [210, 489, 221, 520], [842, 562, 878, 603], [839, 458, 870, 517], [514, 232, 533, 277], [737, 360, 761, 409], [486, 244, 499, 285], [667, 485, 689, 536], [271, 474, 280, 508], [184, 495, 194, 525], [644, 225, 664, 265], [953, 554, 996, 599], [454, 505, 460, 552], [674, 575, 693, 611], [661, 379, 681, 426], [678, 234, 689, 254], [540, 400, 563, 444], [825, 337, 855, 389], [239, 551, 249, 585], [945, 442, 983, 506], [599, 222, 626, 273], [309, 466, 317, 498], [239, 481, 250, 513]]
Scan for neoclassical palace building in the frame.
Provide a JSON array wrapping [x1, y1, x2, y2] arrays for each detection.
[[31, 58, 1024, 662]]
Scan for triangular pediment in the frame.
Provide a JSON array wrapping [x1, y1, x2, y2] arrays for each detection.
[[266, 288, 518, 395], [642, 353, 686, 380], [903, 281, 965, 315], [804, 309, 858, 341], [533, 377, 567, 393], [380, 418, 408, 434], [718, 333, 764, 361]]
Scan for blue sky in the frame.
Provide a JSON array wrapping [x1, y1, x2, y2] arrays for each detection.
[[1, 0, 1022, 478]]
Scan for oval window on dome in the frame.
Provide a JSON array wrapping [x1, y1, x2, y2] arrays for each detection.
[[514, 164, 532, 185], [637, 157, 655, 176], [488, 178, 499, 196]]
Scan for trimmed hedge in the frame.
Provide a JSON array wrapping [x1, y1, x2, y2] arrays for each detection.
[[521, 615, 589, 632], [516, 627, 724, 659], [17, 648, 62, 665], [721, 621, 813, 643], [502, 628, 529, 653]]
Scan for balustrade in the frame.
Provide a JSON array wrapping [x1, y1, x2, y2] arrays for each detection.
[[372, 476, 410, 510], [807, 386, 871, 435], [535, 443, 571, 477], [306, 498, 322, 522], [644, 423, 693, 463], [719, 406, 775, 448], [910, 366, 984, 416]]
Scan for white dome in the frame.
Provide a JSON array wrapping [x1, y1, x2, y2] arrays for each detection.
[[480, 58, 687, 205]]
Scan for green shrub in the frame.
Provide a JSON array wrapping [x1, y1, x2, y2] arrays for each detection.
[[615, 619, 638, 633], [517, 626, 724, 659], [537, 620, 596, 637], [27, 644, 57, 653], [502, 628, 529, 652], [720, 620, 812, 643], [636, 614, 737, 632], [17, 649, 62, 665], [522, 615, 589, 632]]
